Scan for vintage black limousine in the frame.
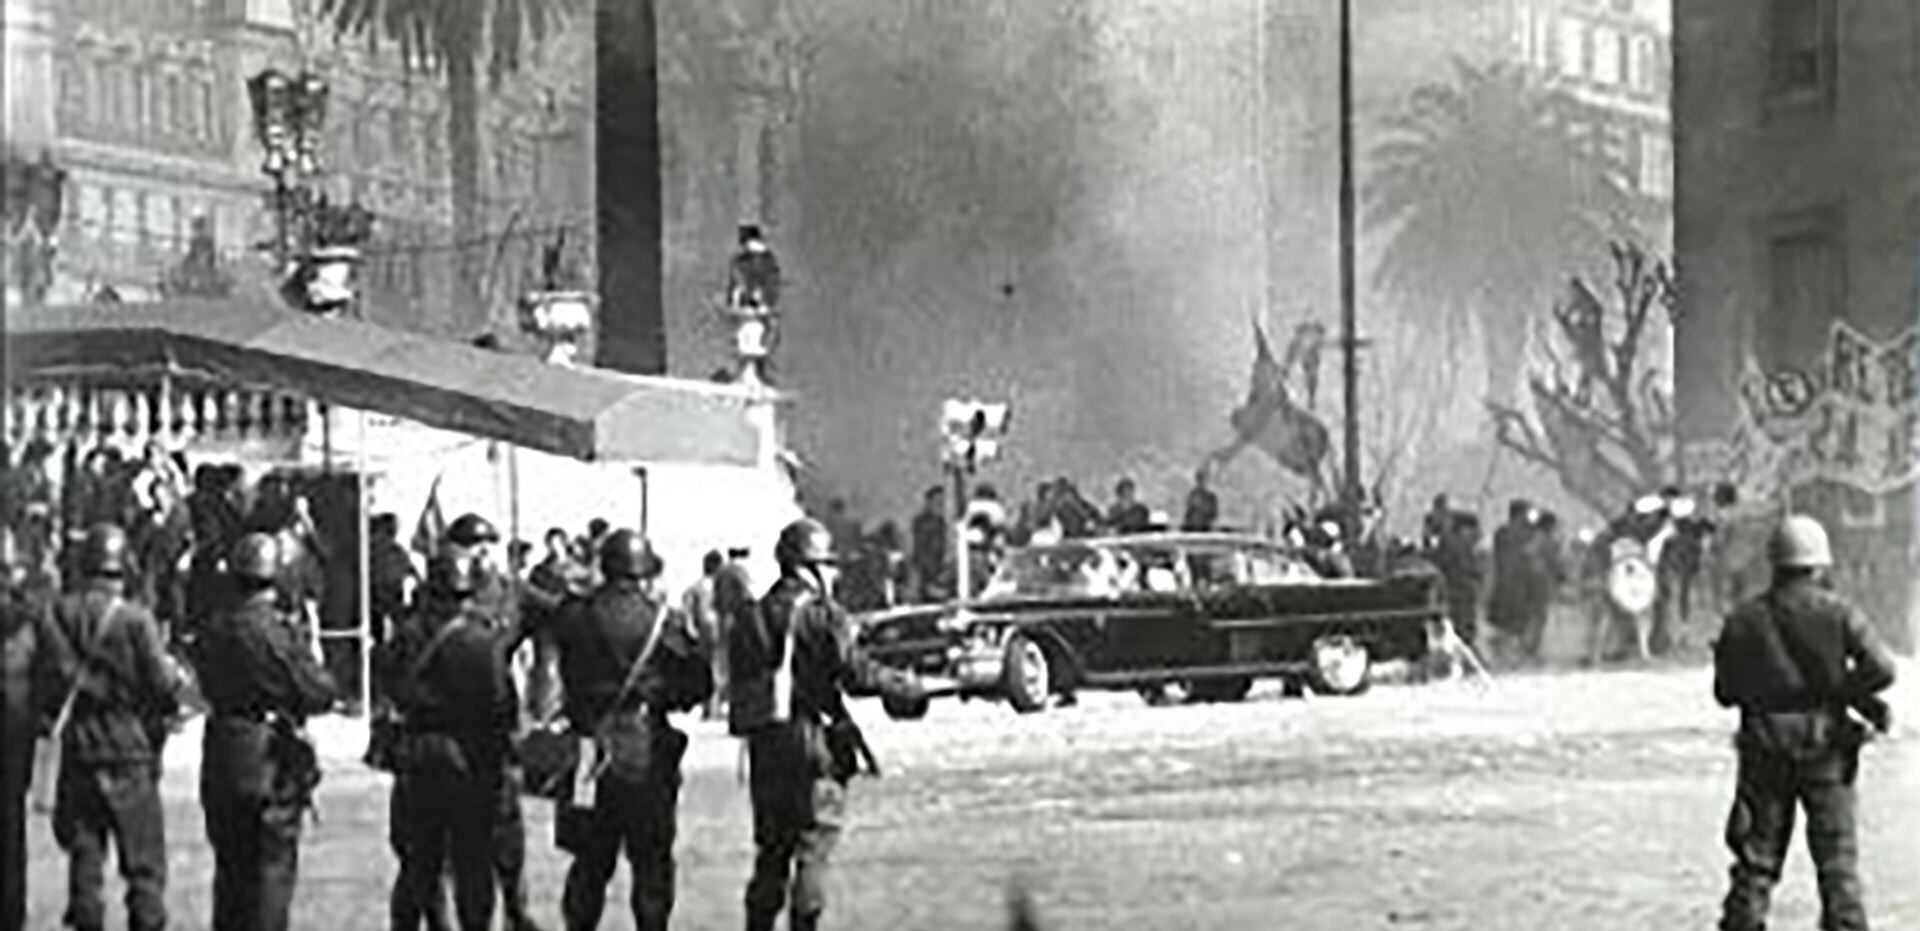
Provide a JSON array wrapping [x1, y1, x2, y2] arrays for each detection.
[[851, 532, 1448, 719]]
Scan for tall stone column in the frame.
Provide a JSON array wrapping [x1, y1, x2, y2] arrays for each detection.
[[2, 0, 58, 153], [595, 0, 666, 375]]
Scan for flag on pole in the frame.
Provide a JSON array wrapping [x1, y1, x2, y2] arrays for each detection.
[[1216, 323, 1332, 481], [411, 474, 447, 559]]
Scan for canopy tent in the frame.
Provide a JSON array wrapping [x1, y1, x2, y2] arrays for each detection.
[[7, 297, 797, 717], [5, 297, 768, 467]]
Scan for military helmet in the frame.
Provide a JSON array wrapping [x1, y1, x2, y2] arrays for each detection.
[[775, 517, 837, 568], [426, 552, 480, 597], [79, 524, 131, 577], [1768, 514, 1832, 569], [447, 513, 501, 547], [228, 532, 283, 583], [599, 529, 662, 580]]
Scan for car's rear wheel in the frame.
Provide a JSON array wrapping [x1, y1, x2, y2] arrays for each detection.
[[1003, 634, 1052, 713], [881, 691, 931, 721], [1310, 635, 1372, 696]]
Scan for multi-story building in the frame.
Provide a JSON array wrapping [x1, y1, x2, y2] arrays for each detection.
[[1510, 0, 1673, 242], [1673, 0, 1920, 647], [2, 0, 592, 337]]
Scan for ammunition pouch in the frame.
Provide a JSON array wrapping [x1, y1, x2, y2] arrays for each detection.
[[265, 715, 322, 808]]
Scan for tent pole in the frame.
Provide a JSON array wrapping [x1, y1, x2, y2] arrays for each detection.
[[356, 408, 372, 716], [508, 445, 521, 572]]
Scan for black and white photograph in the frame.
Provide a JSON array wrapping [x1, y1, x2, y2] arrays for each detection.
[[2, 0, 1916, 928]]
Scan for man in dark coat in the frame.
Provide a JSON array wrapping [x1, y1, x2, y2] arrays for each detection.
[[195, 532, 337, 931], [1487, 500, 1536, 658], [731, 518, 928, 931], [45, 524, 185, 931], [1106, 478, 1152, 535], [1182, 468, 1220, 532], [440, 512, 543, 931], [381, 554, 519, 931], [909, 486, 949, 603], [551, 530, 711, 931], [1713, 515, 1896, 931], [2, 525, 60, 931]]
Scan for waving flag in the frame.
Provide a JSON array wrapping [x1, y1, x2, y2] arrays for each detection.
[[1213, 323, 1331, 482], [410, 474, 447, 558]]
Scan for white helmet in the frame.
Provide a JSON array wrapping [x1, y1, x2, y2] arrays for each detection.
[[1767, 514, 1832, 569]]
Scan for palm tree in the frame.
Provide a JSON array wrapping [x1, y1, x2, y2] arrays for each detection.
[[319, 0, 581, 332], [1365, 59, 1629, 403]]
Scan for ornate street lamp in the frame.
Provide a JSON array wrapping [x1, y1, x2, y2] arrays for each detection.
[[249, 67, 355, 309], [519, 233, 596, 366]]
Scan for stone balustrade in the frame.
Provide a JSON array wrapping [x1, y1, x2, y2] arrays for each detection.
[[6, 379, 312, 452]]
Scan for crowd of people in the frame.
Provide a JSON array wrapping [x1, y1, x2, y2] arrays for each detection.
[[1420, 484, 1731, 669], [4, 455, 935, 931], [812, 461, 1735, 674]]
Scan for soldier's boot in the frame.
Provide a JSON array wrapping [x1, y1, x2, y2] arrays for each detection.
[[744, 912, 778, 931], [789, 911, 820, 931]]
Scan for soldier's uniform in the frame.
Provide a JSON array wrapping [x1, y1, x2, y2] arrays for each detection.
[[551, 530, 710, 931], [196, 533, 337, 931], [382, 554, 519, 931], [2, 527, 60, 931], [46, 525, 183, 931], [732, 519, 924, 931], [1713, 516, 1896, 931], [440, 513, 543, 931]]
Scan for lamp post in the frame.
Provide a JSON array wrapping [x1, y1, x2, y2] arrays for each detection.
[[519, 233, 597, 366], [249, 67, 371, 316]]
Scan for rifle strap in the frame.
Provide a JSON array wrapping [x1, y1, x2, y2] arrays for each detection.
[[49, 595, 129, 741], [603, 596, 672, 722]]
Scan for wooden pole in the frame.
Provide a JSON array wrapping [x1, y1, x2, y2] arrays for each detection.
[[1338, 0, 1362, 507], [356, 410, 371, 715]]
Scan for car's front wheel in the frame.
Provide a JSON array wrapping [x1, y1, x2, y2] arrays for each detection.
[[1003, 634, 1052, 713], [1309, 635, 1372, 696]]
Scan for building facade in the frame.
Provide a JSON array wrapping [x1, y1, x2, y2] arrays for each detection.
[[2, 0, 593, 337], [1673, 0, 1920, 647]]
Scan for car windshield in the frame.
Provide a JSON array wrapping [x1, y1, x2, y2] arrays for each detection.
[[982, 544, 1123, 599]]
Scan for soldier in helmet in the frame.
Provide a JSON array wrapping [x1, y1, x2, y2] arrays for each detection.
[[551, 529, 711, 931], [44, 524, 184, 931], [382, 553, 520, 931], [439, 512, 545, 931], [734, 517, 930, 931], [3, 524, 61, 931], [1714, 514, 1896, 931], [194, 532, 337, 931]]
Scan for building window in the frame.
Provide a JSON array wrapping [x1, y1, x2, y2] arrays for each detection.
[[152, 71, 171, 138], [1765, 211, 1842, 368], [389, 109, 410, 164], [1556, 19, 1582, 78], [1593, 27, 1620, 86], [1769, 0, 1833, 97], [1640, 133, 1673, 199], [197, 78, 216, 141]]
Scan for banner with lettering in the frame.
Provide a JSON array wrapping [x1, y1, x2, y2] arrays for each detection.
[[1693, 321, 1920, 500]]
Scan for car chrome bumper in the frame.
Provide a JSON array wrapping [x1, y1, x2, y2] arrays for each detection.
[[949, 640, 1005, 691]]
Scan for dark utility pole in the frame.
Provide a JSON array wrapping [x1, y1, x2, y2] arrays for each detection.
[[1337, 0, 1362, 506]]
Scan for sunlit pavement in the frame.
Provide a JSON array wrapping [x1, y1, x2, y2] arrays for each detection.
[[23, 660, 1920, 930]]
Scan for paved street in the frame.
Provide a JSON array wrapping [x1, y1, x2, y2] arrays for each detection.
[[22, 662, 1920, 930]]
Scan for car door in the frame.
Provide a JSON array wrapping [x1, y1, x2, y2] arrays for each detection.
[[1101, 546, 1215, 671]]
